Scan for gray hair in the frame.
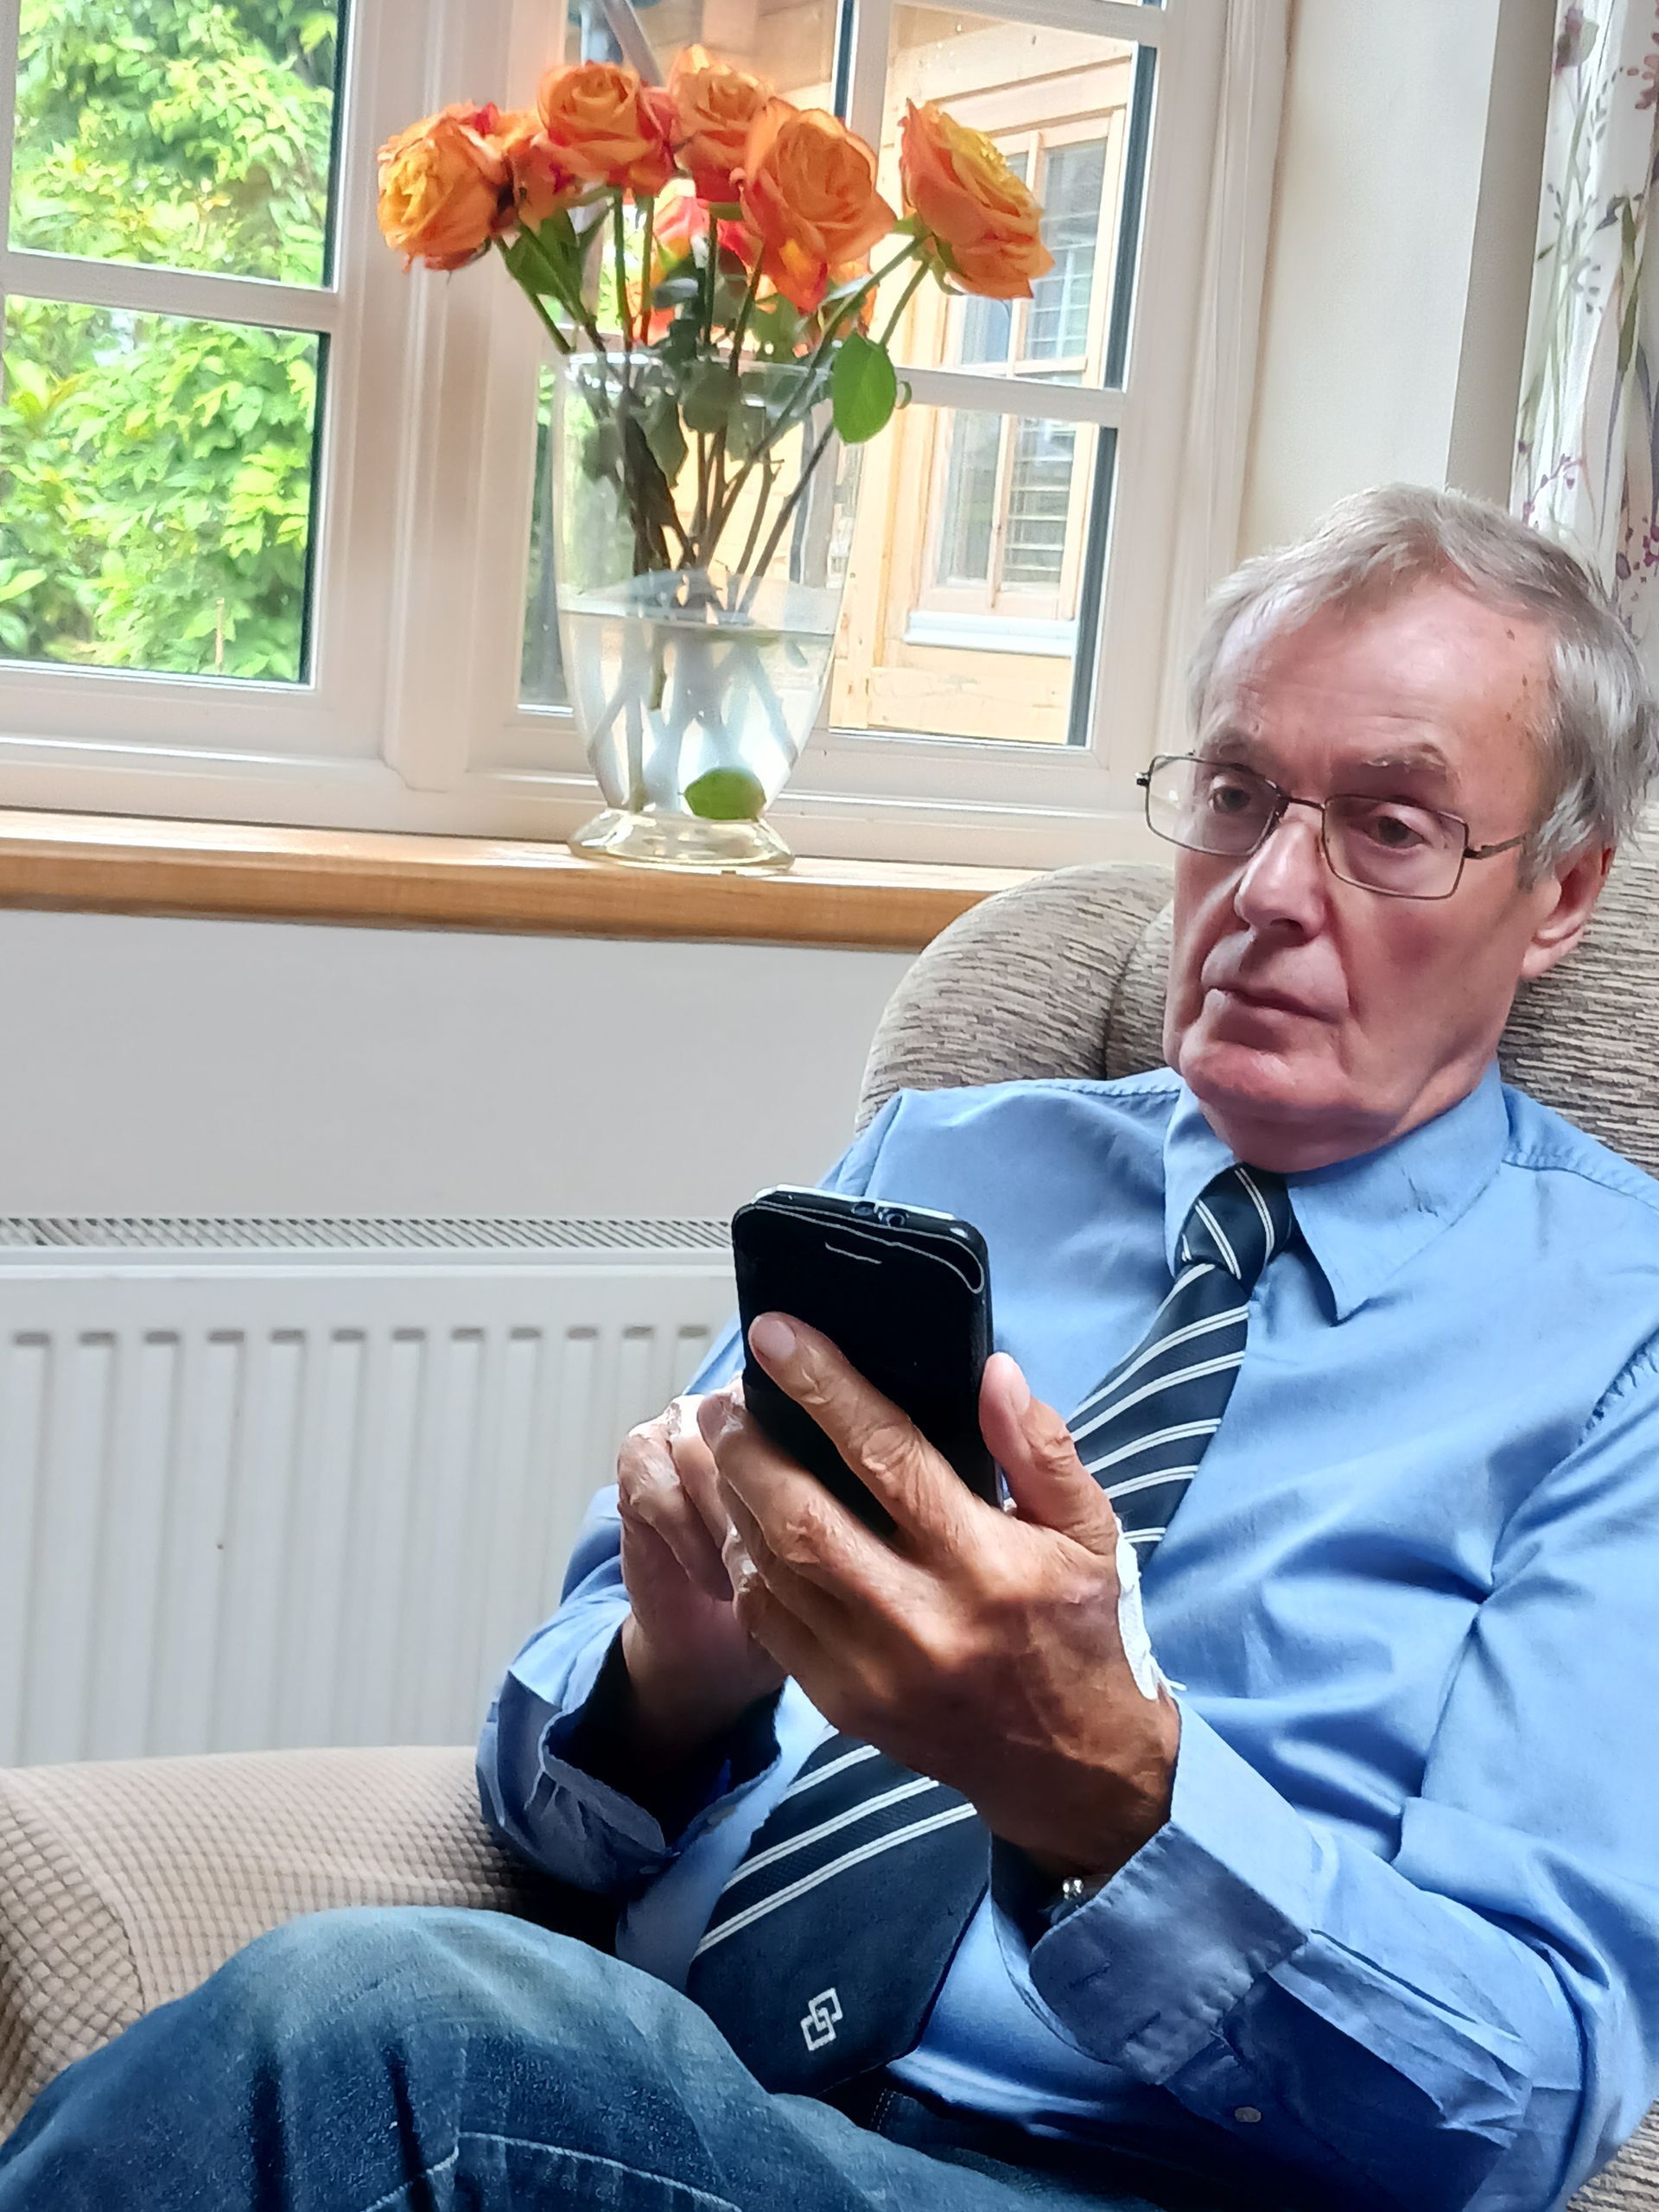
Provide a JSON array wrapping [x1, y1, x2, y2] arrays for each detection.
[[1187, 483, 1657, 876]]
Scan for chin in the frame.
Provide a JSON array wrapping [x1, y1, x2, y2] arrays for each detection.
[[1174, 1032, 1349, 1160]]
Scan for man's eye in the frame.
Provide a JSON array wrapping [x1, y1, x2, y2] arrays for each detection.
[[1361, 806, 1430, 850], [1203, 778, 1256, 815]]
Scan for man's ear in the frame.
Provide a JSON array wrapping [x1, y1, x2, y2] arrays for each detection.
[[1519, 842, 1613, 982]]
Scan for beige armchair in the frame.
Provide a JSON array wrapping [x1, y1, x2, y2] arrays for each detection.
[[3, 854, 1656, 2205]]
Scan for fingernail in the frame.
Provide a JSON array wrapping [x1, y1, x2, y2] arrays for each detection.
[[749, 1313, 798, 1364], [696, 1394, 723, 1445], [991, 1352, 1030, 1414]]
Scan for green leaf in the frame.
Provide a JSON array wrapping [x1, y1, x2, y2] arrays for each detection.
[[643, 397, 688, 483], [683, 766, 767, 820], [830, 332, 898, 445], [0, 569, 47, 604], [681, 359, 735, 435]]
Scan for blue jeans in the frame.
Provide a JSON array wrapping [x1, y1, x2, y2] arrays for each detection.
[[0, 1908, 1256, 2211]]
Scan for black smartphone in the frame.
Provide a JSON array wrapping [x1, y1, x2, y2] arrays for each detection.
[[731, 1185, 996, 1536]]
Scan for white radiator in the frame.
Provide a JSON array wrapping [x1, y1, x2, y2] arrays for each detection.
[[0, 1217, 735, 1768]]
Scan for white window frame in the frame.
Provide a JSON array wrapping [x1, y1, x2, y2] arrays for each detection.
[[0, 0, 1285, 869]]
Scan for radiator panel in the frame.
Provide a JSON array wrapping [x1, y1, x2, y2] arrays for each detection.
[[0, 1242, 734, 1766]]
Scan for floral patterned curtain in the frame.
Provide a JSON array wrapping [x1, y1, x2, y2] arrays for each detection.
[[1516, 3, 1659, 667]]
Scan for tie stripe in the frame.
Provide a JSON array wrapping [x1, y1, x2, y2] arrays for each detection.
[[694, 1796, 978, 1957], [685, 1162, 1294, 2087]]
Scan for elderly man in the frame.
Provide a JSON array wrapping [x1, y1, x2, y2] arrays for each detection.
[[4, 485, 1658, 2212]]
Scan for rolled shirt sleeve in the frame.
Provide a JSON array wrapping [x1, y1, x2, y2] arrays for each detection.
[[997, 1341, 1659, 2209]]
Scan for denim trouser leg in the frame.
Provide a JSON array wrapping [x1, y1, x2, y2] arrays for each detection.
[[0, 1905, 1209, 2212]]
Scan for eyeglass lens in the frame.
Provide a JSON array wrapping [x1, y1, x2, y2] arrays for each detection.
[[1144, 757, 1465, 897]]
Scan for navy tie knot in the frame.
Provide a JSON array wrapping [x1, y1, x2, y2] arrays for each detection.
[[1179, 1165, 1293, 1285]]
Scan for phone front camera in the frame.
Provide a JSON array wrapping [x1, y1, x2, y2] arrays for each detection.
[[875, 1205, 906, 1227]]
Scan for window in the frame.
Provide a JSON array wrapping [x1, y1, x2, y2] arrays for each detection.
[[0, 0, 1277, 867]]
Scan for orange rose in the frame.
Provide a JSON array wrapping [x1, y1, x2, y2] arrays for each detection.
[[535, 61, 676, 196], [899, 101, 1052, 299], [490, 108, 580, 228], [738, 105, 894, 315], [377, 103, 512, 271], [667, 45, 772, 203]]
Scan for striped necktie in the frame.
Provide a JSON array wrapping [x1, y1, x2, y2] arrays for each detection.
[[687, 1164, 1294, 2093]]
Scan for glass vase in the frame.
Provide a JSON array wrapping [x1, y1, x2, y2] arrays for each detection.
[[553, 349, 855, 873]]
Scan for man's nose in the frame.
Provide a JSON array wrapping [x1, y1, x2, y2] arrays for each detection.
[[1233, 800, 1329, 929]]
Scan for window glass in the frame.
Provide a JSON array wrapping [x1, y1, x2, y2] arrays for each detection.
[[830, 398, 1109, 746], [1027, 138, 1108, 363], [936, 411, 1002, 584], [10, 0, 346, 287], [0, 299, 325, 681]]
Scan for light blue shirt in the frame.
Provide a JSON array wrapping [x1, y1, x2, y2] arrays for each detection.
[[479, 1067, 1659, 2211]]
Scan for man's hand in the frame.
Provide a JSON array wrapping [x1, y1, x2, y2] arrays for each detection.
[[698, 1319, 1179, 1884], [615, 1394, 785, 1763]]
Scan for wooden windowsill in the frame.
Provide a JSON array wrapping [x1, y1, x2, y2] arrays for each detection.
[[0, 810, 1036, 951]]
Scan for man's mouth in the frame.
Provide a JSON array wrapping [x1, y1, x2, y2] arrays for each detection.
[[1207, 980, 1328, 1020]]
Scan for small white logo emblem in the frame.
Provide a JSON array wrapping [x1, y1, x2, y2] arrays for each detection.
[[801, 1987, 843, 2051]]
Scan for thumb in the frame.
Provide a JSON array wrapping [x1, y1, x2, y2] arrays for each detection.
[[979, 1354, 1117, 1553]]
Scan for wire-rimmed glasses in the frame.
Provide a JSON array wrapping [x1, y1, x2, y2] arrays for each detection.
[[1136, 754, 1528, 900]]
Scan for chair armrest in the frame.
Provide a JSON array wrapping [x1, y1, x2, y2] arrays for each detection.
[[0, 1745, 581, 2135], [1575, 2113, 1659, 2209]]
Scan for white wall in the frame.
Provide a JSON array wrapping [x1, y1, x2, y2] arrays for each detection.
[[0, 910, 910, 1217], [1240, 0, 1554, 554]]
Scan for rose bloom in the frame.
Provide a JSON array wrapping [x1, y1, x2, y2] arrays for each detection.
[[491, 108, 579, 227], [899, 100, 1052, 298], [666, 45, 772, 202], [536, 61, 676, 195], [739, 104, 894, 314], [377, 103, 512, 271]]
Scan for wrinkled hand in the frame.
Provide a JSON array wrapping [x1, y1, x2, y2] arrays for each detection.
[[615, 1393, 785, 1752], [699, 1317, 1179, 1882]]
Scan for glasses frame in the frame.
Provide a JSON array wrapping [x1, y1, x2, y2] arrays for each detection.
[[1135, 754, 1529, 901]]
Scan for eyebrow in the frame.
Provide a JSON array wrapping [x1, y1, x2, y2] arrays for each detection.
[[1200, 728, 1458, 792]]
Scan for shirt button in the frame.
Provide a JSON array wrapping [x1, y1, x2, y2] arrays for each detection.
[[1233, 2107, 1262, 2126]]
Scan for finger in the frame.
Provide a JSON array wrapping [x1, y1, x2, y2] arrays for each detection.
[[698, 1382, 906, 1592], [979, 1355, 1118, 1554], [617, 1421, 733, 1601], [746, 1312, 983, 1554], [666, 1395, 733, 1546], [719, 1472, 855, 1643]]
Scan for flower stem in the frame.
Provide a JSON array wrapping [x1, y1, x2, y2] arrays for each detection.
[[738, 422, 835, 613], [496, 238, 574, 355], [613, 192, 633, 351], [876, 260, 929, 352]]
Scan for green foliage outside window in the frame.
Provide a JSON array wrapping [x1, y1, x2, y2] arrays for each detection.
[[0, 0, 340, 681]]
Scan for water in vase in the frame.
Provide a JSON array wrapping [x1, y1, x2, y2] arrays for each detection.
[[560, 567, 839, 821]]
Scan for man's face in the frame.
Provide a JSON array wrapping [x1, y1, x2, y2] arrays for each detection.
[[1165, 578, 1599, 1171]]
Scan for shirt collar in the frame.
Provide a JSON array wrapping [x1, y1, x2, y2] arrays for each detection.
[[1161, 1061, 1510, 1322]]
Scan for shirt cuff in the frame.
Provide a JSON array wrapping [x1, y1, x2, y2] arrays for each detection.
[[1023, 1706, 1328, 2082], [539, 1631, 785, 1884]]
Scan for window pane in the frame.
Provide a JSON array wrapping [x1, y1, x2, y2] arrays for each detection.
[[522, 365, 565, 709], [936, 412, 1002, 583], [1027, 140, 1107, 363], [569, 0, 835, 101], [0, 298, 324, 682], [874, 7, 1141, 387], [1001, 416, 1074, 586], [10, 0, 346, 285], [830, 400, 1106, 745]]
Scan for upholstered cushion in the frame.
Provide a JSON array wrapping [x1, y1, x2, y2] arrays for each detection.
[[0, 1746, 593, 2137]]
